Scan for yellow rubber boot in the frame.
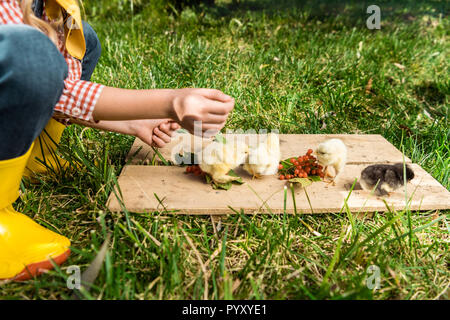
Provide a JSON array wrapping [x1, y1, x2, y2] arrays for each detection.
[[0, 145, 71, 281], [24, 118, 70, 179]]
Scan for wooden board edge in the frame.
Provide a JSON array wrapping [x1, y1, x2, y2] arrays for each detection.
[[126, 134, 413, 165]]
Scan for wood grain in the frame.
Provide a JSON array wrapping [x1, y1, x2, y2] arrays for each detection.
[[107, 164, 449, 214]]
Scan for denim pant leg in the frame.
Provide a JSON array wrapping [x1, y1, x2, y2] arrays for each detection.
[[0, 25, 68, 160], [81, 22, 101, 81]]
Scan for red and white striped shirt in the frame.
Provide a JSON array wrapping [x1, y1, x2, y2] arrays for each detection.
[[0, 0, 104, 122]]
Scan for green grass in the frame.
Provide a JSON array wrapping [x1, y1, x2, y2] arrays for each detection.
[[2, 0, 449, 299]]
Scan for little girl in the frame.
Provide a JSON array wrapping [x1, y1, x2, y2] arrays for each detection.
[[0, 0, 234, 280]]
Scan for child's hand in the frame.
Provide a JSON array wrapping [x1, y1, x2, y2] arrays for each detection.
[[72, 118, 181, 148], [131, 119, 180, 148], [172, 88, 234, 137]]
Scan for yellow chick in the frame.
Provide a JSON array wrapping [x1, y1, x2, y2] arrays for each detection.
[[316, 138, 347, 185], [199, 140, 248, 184], [243, 133, 281, 178]]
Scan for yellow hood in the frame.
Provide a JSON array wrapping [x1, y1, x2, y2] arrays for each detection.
[[45, 0, 85, 59]]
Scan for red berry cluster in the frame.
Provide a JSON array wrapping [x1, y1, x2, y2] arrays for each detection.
[[186, 164, 205, 176], [278, 149, 324, 180]]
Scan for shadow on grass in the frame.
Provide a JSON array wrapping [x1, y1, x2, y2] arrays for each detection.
[[214, 0, 449, 25], [85, 0, 449, 23], [414, 82, 447, 105], [224, 0, 448, 14]]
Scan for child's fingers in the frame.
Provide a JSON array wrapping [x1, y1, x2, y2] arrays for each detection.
[[159, 122, 180, 137], [158, 122, 175, 137], [156, 124, 173, 138], [202, 120, 227, 132], [203, 113, 229, 125], [198, 89, 233, 102], [198, 122, 226, 137], [170, 122, 181, 130], [158, 122, 171, 134], [152, 135, 166, 148], [206, 99, 235, 116], [154, 127, 171, 143]]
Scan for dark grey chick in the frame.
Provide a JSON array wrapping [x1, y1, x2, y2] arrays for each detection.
[[360, 163, 415, 196]]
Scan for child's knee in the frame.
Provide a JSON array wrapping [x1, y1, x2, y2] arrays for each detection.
[[0, 25, 68, 106]]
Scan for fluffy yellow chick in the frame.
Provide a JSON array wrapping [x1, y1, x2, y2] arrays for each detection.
[[199, 140, 248, 184], [243, 133, 281, 178], [316, 138, 347, 185]]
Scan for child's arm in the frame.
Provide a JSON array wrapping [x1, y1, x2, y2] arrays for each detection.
[[70, 118, 180, 148], [93, 87, 234, 136]]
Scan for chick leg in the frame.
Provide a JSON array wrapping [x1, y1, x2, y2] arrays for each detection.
[[329, 170, 342, 186], [328, 163, 346, 186], [323, 166, 337, 185], [323, 166, 333, 183], [375, 186, 390, 198]]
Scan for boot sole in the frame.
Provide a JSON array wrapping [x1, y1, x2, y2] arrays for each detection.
[[4, 249, 71, 281]]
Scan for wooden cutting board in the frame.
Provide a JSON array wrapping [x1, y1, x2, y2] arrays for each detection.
[[107, 134, 449, 214]]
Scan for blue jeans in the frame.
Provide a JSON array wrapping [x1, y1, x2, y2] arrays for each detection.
[[0, 22, 101, 160]]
